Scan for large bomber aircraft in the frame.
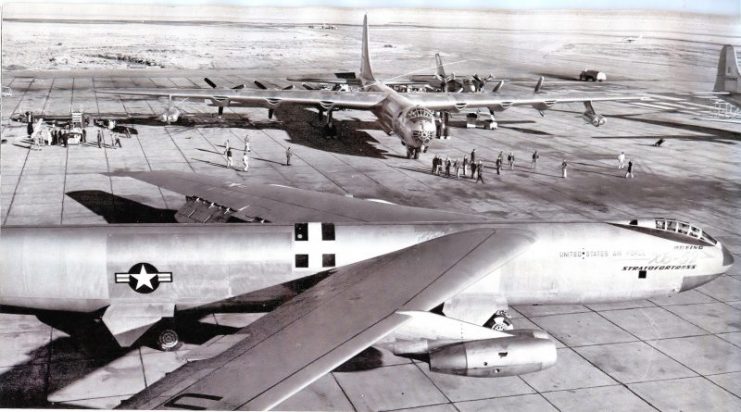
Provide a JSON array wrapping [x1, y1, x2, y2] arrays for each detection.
[[100, 16, 647, 159], [0, 170, 734, 410]]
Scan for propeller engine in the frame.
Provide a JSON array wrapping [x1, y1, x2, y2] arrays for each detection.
[[581, 100, 606, 127], [159, 98, 183, 124], [471, 73, 495, 93], [436, 73, 463, 93], [583, 111, 606, 127], [203, 78, 246, 116]]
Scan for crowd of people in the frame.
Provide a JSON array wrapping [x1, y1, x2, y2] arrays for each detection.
[[25, 118, 126, 150], [431, 148, 638, 181]]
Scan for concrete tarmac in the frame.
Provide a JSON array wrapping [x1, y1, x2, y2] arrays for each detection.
[[1, 19, 741, 411]]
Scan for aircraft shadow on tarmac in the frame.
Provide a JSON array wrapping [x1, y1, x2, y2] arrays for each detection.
[[0, 309, 240, 408], [257, 106, 391, 159], [549, 108, 741, 145], [66, 190, 178, 224]]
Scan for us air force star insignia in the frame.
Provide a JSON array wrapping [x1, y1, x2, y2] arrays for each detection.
[[115, 263, 172, 294]]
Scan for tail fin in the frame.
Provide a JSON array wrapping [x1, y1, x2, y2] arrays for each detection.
[[714, 45, 740, 93], [359, 14, 375, 84], [435, 53, 446, 78]]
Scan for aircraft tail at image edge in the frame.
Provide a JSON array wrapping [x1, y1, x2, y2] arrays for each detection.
[[359, 14, 375, 83], [714, 44, 740, 93]]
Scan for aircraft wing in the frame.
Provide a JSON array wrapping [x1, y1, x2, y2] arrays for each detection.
[[96, 88, 387, 110], [118, 228, 534, 410], [114, 171, 479, 223], [405, 92, 649, 111]]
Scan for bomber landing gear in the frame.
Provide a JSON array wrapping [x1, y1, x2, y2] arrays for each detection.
[[406, 147, 421, 159], [324, 123, 338, 139], [320, 108, 338, 139], [484, 309, 514, 331], [153, 323, 182, 351]]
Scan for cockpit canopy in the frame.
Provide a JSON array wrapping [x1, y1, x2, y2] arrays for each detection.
[[653, 218, 717, 245], [619, 218, 717, 246], [406, 107, 435, 121]]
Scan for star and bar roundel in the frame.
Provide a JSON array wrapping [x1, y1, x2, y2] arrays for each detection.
[[115, 263, 173, 294]]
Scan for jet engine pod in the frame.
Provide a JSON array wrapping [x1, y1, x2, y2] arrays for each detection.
[[429, 335, 556, 377], [582, 111, 606, 127]]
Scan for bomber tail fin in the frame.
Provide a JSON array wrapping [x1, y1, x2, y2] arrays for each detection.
[[435, 53, 446, 78], [714, 45, 740, 94], [359, 14, 375, 84]]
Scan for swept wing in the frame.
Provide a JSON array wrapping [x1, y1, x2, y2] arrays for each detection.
[[118, 228, 534, 410]]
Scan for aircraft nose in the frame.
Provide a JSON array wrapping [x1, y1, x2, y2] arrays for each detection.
[[722, 243, 735, 267], [679, 243, 734, 292]]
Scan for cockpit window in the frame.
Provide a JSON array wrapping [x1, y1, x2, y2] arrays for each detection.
[[652, 218, 717, 245], [701, 232, 718, 245], [678, 222, 690, 235], [667, 220, 677, 232], [689, 227, 701, 238], [406, 107, 434, 120]]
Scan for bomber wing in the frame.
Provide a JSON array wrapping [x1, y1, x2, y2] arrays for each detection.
[[96, 88, 387, 111], [114, 171, 479, 223], [118, 228, 534, 410], [404, 91, 649, 111]]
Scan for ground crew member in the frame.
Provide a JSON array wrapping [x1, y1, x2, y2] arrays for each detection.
[[454, 160, 460, 178], [532, 150, 539, 169], [224, 138, 230, 156], [226, 147, 234, 168], [470, 160, 477, 179], [286, 146, 293, 166], [508, 152, 515, 170], [445, 157, 451, 176], [618, 151, 626, 169], [462, 155, 469, 176], [562, 159, 568, 179], [496, 157, 502, 175], [97, 129, 103, 148], [243, 152, 249, 172], [471, 148, 476, 163], [244, 135, 251, 152], [114, 133, 123, 149], [625, 160, 634, 179], [476, 161, 485, 183]]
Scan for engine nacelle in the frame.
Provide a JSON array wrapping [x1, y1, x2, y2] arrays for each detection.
[[531, 100, 556, 111], [582, 111, 606, 127], [429, 335, 556, 377], [159, 107, 180, 123]]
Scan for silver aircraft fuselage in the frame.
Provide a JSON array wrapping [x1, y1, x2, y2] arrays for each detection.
[[366, 81, 437, 153], [0, 220, 732, 313]]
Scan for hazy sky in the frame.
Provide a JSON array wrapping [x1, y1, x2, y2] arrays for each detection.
[[1, 0, 739, 15]]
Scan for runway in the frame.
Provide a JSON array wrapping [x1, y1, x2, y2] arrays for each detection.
[[1, 11, 741, 411]]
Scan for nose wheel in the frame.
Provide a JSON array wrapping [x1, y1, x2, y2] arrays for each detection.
[[406, 147, 421, 159], [484, 310, 514, 331]]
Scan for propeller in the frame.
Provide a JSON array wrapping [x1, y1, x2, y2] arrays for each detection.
[[492, 80, 504, 93], [534, 76, 545, 93], [471, 73, 495, 92]]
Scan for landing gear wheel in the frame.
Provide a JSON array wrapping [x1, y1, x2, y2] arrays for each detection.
[[406, 147, 414, 159], [324, 124, 337, 139], [485, 309, 514, 331], [156, 327, 182, 352], [413, 148, 420, 159]]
